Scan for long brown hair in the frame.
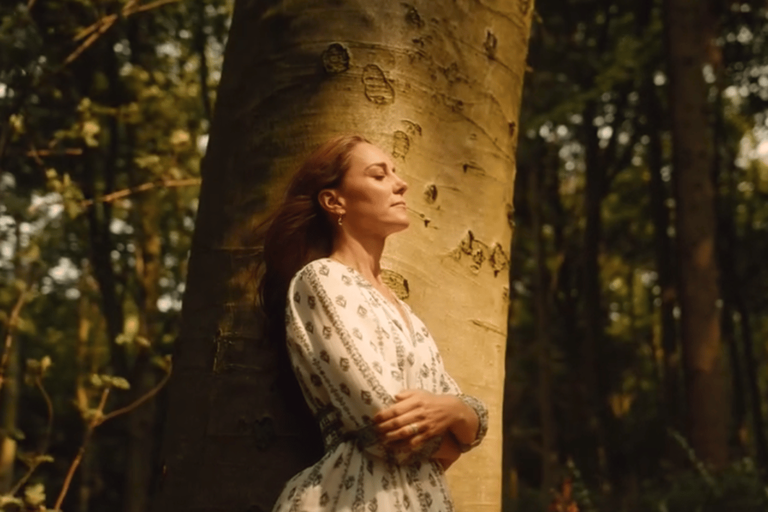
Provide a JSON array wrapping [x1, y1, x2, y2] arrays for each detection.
[[257, 134, 369, 343]]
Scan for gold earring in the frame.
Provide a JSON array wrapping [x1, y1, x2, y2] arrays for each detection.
[[338, 214, 343, 226]]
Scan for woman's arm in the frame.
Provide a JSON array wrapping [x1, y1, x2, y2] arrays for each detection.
[[374, 390, 485, 451], [286, 261, 441, 463], [373, 389, 479, 446]]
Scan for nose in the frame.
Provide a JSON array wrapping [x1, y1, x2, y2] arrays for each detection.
[[394, 174, 408, 194]]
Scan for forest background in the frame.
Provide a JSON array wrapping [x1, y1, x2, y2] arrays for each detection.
[[1, 0, 767, 511]]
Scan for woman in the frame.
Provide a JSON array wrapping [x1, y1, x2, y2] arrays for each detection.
[[259, 134, 488, 512]]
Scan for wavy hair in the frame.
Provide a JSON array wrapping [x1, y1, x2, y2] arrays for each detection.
[[256, 134, 370, 343]]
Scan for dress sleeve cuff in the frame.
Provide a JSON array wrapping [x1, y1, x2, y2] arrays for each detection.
[[456, 393, 488, 452]]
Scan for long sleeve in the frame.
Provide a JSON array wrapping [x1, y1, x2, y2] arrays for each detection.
[[402, 300, 489, 453], [436, 366, 489, 453], [285, 261, 441, 463]]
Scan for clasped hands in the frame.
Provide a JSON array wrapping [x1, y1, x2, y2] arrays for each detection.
[[373, 389, 465, 469]]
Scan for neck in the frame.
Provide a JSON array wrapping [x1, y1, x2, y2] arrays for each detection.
[[330, 231, 386, 283]]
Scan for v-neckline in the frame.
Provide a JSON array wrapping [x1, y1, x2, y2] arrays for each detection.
[[324, 258, 414, 340]]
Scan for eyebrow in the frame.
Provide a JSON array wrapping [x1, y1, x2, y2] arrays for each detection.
[[364, 162, 395, 173]]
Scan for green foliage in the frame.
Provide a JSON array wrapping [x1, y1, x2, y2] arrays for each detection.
[[637, 461, 768, 512], [511, 459, 768, 512], [0, 0, 231, 509], [507, 0, 768, 510]]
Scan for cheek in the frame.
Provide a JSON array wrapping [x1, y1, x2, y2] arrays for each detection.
[[346, 186, 389, 212]]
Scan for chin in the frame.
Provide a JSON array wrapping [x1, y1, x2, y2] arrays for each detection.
[[383, 221, 409, 237], [393, 220, 410, 233]]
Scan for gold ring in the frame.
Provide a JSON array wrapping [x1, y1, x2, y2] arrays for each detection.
[[409, 423, 419, 436]]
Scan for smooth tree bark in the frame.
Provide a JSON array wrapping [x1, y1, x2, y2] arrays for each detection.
[[152, 1, 534, 511], [664, 0, 728, 468]]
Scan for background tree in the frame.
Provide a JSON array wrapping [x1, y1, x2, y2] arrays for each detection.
[[506, 0, 768, 510], [0, 0, 229, 510], [664, 0, 728, 469]]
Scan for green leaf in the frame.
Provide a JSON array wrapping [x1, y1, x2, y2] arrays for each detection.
[[23, 482, 45, 506], [134, 335, 151, 348], [0, 495, 23, 507], [109, 377, 131, 390], [89, 374, 104, 388]]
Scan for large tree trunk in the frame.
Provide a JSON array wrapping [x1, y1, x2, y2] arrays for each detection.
[[152, 1, 534, 511], [664, 0, 728, 468]]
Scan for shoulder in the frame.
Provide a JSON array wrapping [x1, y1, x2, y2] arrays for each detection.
[[288, 258, 361, 294]]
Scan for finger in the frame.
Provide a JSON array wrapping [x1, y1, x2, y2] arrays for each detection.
[[408, 433, 428, 449], [383, 419, 425, 444], [374, 397, 422, 426], [374, 397, 418, 423], [382, 420, 420, 443], [394, 389, 419, 401], [383, 439, 411, 452], [377, 409, 425, 434], [373, 402, 405, 424]]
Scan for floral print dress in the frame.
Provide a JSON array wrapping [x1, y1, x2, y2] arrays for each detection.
[[271, 258, 488, 512]]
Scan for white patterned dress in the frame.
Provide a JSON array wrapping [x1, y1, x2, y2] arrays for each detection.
[[271, 258, 488, 512]]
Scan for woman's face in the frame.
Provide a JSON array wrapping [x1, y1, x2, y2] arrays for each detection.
[[332, 142, 410, 238]]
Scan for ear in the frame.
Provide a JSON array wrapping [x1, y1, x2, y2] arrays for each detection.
[[318, 188, 345, 216]]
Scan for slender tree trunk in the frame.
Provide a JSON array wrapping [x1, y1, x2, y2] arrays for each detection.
[[75, 29, 127, 379], [737, 300, 768, 472], [121, 17, 164, 512], [0, 222, 22, 493], [530, 151, 555, 492], [581, 99, 609, 480], [741, 166, 768, 474], [710, 52, 768, 469], [76, 280, 93, 512], [0, 327, 18, 492], [123, 189, 161, 512], [82, 154, 126, 377], [193, 0, 212, 123], [645, 79, 681, 437], [712, 78, 749, 457], [664, 0, 728, 468], [718, 189, 768, 466], [152, 1, 534, 511]]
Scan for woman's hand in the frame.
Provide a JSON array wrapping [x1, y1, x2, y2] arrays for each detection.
[[374, 390, 469, 449]]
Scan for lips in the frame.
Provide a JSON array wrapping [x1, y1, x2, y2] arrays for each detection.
[[392, 202, 406, 207]]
